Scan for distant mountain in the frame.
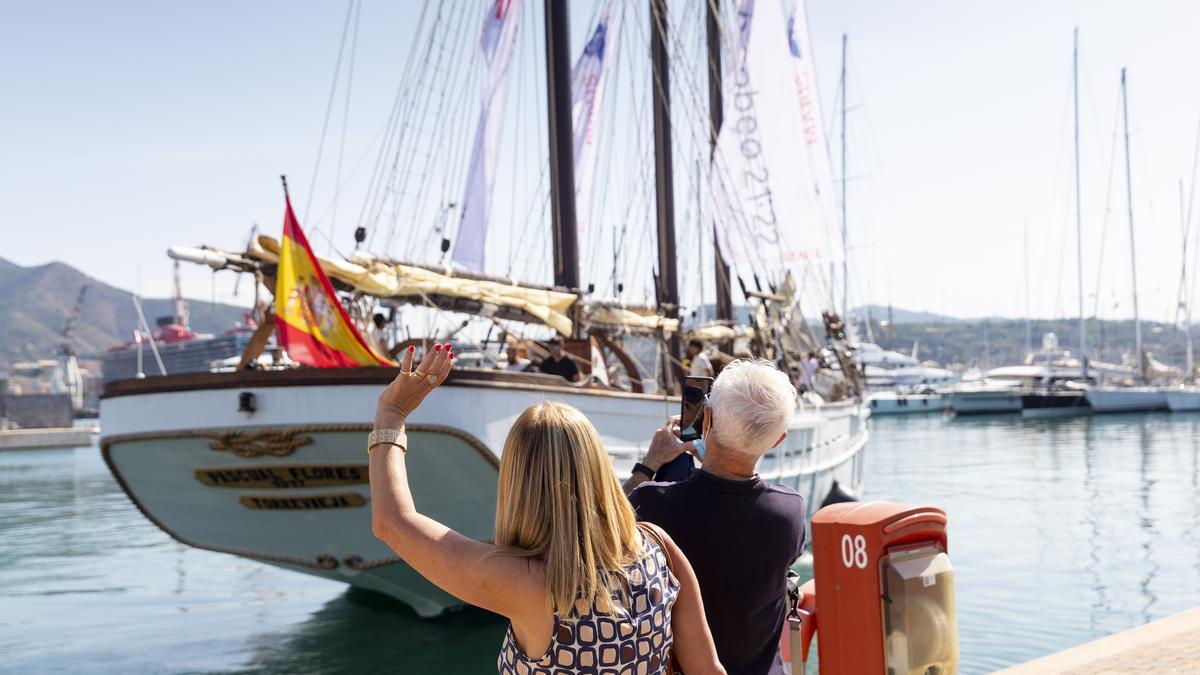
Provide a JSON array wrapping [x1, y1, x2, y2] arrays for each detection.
[[848, 314, 1190, 370], [0, 257, 249, 366], [850, 305, 961, 325]]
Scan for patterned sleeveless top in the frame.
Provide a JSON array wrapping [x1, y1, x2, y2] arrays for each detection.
[[497, 531, 680, 675]]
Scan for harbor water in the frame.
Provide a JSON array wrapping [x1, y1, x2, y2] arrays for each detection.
[[3, 413, 1199, 674]]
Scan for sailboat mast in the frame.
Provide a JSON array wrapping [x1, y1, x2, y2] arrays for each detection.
[[1186, 118, 1200, 382], [1182, 178, 1193, 379], [840, 33, 849, 322], [1121, 67, 1143, 381], [706, 0, 733, 325], [543, 0, 579, 292], [1024, 220, 1032, 354], [650, 0, 682, 380], [1073, 28, 1086, 379]]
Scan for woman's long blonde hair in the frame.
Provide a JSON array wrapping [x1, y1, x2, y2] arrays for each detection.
[[494, 401, 643, 615]]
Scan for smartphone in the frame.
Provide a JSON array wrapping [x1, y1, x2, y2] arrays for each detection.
[[679, 376, 714, 443]]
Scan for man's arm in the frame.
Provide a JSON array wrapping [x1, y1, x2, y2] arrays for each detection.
[[622, 465, 655, 496], [622, 427, 691, 496]]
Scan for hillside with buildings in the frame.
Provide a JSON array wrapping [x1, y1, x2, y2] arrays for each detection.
[[0, 257, 248, 366]]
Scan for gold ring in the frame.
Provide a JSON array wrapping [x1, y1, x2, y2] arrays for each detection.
[[426, 373, 439, 385]]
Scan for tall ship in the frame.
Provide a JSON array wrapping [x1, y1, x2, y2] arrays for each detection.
[[100, 0, 870, 617]]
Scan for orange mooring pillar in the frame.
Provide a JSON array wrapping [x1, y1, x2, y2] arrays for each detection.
[[792, 501, 960, 674]]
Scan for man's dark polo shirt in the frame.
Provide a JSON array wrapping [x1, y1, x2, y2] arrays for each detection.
[[537, 355, 579, 381], [629, 470, 806, 675]]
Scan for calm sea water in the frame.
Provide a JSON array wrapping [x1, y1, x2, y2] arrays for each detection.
[[2, 413, 1198, 674]]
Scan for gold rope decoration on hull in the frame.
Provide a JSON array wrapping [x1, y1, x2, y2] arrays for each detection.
[[198, 429, 315, 458]]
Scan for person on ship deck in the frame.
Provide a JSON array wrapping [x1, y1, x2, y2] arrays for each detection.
[[687, 339, 715, 378], [537, 337, 582, 383]]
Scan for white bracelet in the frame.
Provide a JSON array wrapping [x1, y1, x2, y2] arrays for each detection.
[[367, 428, 408, 455]]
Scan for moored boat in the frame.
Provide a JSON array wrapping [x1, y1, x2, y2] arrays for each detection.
[[1021, 390, 1091, 418], [947, 381, 1025, 415], [1083, 386, 1169, 413], [866, 390, 944, 415], [101, 366, 867, 617], [1165, 387, 1200, 412]]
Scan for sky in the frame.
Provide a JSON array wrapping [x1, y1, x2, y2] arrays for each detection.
[[3, 0, 1200, 327]]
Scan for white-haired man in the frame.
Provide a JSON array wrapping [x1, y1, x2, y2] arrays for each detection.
[[624, 359, 804, 675]]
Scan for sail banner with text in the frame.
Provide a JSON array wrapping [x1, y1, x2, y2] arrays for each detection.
[[572, 0, 620, 242], [452, 0, 525, 272], [275, 195, 394, 367], [710, 0, 838, 278], [783, 0, 839, 259]]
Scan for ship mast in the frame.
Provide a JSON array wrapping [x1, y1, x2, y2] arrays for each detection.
[[705, 0, 733, 325], [840, 33, 849, 323], [1073, 28, 1087, 380], [543, 0, 579, 294], [1121, 68, 1143, 382], [651, 0, 682, 386]]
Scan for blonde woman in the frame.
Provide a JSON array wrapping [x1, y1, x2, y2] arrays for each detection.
[[369, 344, 725, 675]]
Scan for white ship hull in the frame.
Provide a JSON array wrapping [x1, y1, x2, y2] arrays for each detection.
[[1083, 387, 1168, 413], [946, 388, 1024, 415], [1165, 388, 1200, 412], [866, 392, 945, 415], [100, 368, 868, 617]]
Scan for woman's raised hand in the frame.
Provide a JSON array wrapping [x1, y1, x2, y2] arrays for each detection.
[[375, 343, 455, 427]]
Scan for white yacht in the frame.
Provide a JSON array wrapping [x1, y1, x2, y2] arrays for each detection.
[[947, 333, 1093, 415], [946, 378, 1026, 415], [1165, 386, 1200, 412], [1084, 387, 1169, 413], [865, 390, 945, 415], [855, 342, 954, 389]]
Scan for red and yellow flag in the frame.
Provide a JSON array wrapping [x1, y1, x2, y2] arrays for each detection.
[[274, 193, 393, 367]]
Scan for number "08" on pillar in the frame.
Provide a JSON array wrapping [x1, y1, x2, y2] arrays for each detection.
[[840, 534, 868, 569]]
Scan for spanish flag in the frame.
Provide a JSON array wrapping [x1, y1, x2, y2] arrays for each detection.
[[274, 189, 393, 367]]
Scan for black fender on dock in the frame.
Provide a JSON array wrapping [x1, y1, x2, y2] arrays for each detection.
[[821, 479, 859, 509]]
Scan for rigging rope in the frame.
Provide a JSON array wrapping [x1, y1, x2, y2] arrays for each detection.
[[330, 0, 362, 254], [305, 0, 358, 228]]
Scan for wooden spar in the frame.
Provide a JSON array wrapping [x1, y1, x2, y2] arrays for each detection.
[[543, 0, 580, 295], [650, 0, 681, 387], [706, 0, 733, 324]]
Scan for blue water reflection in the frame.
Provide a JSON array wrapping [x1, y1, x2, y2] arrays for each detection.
[[2, 413, 1198, 673]]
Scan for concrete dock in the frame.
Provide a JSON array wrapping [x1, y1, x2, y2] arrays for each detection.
[[995, 608, 1200, 673], [0, 427, 95, 450]]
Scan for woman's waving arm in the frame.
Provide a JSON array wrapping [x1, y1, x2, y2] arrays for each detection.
[[368, 344, 545, 620]]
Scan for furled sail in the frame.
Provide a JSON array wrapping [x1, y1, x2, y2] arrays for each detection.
[[451, 0, 525, 272], [710, 0, 838, 280], [255, 236, 576, 336]]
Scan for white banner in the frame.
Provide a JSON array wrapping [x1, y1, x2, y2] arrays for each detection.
[[571, 0, 620, 242], [710, 0, 837, 279], [783, 0, 839, 259], [453, 0, 525, 272]]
